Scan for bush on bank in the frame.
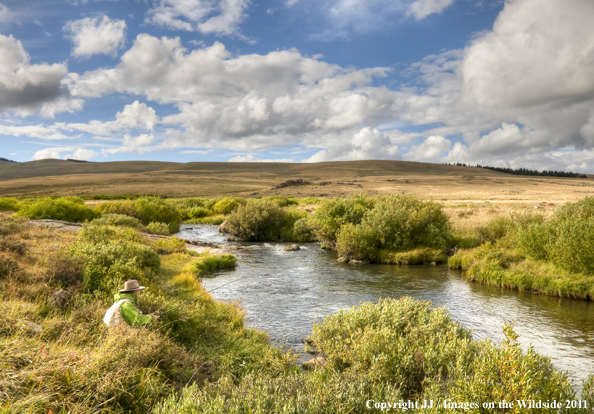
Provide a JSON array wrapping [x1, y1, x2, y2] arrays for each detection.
[[451, 198, 594, 299], [16, 196, 97, 222], [310, 194, 451, 263], [192, 254, 237, 277], [155, 297, 594, 414]]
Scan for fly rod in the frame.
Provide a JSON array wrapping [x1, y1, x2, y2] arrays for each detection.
[[156, 276, 245, 316]]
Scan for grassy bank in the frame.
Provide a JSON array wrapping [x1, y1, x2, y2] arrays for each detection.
[[155, 297, 594, 414], [0, 217, 292, 413], [449, 197, 594, 300]]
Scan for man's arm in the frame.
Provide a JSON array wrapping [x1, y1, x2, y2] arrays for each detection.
[[119, 301, 155, 326]]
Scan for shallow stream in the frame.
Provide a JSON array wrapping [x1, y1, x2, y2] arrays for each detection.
[[177, 224, 594, 385]]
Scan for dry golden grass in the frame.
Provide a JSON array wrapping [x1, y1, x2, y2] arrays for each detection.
[[1, 160, 593, 209]]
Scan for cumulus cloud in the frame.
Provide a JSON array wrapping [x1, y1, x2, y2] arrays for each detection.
[[227, 154, 295, 162], [0, 34, 71, 114], [64, 15, 127, 58], [68, 35, 395, 151], [103, 134, 157, 154], [462, 0, 594, 109], [404, 135, 451, 161], [67, 101, 159, 135], [146, 0, 250, 36], [33, 147, 96, 160], [303, 127, 400, 162], [406, 0, 455, 20]]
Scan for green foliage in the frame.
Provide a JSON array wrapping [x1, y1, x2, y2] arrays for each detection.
[[265, 195, 298, 207], [17, 197, 96, 222], [213, 197, 240, 214], [95, 196, 181, 230], [0, 197, 20, 212], [155, 236, 186, 254], [280, 208, 315, 242], [148, 221, 171, 235], [326, 195, 451, 262], [192, 254, 237, 277], [186, 206, 212, 219], [156, 297, 582, 414], [186, 215, 226, 225], [226, 199, 285, 241], [91, 213, 142, 228], [68, 227, 160, 293], [310, 194, 375, 248]]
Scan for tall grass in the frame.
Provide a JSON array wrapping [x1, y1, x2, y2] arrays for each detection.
[[450, 197, 594, 299]]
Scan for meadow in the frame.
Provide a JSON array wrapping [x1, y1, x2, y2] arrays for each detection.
[[2, 179, 594, 412]]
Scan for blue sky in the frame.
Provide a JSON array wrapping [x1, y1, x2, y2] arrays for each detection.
[[1, 0, 594, 172]]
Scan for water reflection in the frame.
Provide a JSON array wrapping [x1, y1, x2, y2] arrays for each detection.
[[177, 225, 594, 384]]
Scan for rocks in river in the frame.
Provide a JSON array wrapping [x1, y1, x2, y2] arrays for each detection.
[[302, 355, 327, 370], [349, 259, 370, 264], [337, 256, 347, 263], [218, 220, 230, 233], [227, 235, 241, 242], [50, 289, 71, 308], [284, 244, 300, 251]]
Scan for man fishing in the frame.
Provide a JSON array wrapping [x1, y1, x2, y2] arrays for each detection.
[[103, 279, 160, 327]]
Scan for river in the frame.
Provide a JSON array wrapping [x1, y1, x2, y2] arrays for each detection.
[[177, 224, 594, 386]]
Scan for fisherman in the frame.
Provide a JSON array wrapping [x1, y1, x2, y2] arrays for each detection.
[[103, 279, 160, 327]]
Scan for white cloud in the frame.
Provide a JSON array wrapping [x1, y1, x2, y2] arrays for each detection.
[[227, 154, 295, 162], [33, 147, 96, 161], [404, 135, 451, 161], [68, 35, 395, 151], [462, 0, 594, 109], [64, 148, 97, 160], [0, 124, 72, 140], [64, 15, 127, 58], [103, 134, 157, 154], [406, 0, 455, 20], [67, 101, 159, 135], [0, 34, 71, 114], [146, 0, 250, 36], [303, 127, 400, 162]]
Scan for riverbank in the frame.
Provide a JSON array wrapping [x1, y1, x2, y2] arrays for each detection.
[[0, 217, 291, 413]]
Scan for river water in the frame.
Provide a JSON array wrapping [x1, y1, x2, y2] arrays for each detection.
[[177, 224, 594, 385]]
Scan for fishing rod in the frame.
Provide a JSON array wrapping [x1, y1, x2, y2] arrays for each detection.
[[156, 276, 246, 317]]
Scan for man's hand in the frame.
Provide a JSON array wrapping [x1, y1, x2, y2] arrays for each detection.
[[153, 314, 160, 321]]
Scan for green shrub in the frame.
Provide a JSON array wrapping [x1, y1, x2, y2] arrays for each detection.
[[310, 194, 375, 248], [265, 195, 298, 208], [91, 213, 142, 228], [186, 206, 212, 219], [186, 215, 226, 225], [155, 236, 186, 254], [213, 198, 240, 215], [68, 237, 160, 293], [0, 197, 20, 212], [148, 221, 171, 235], [226, 200, 285, 241], [95, 196, 181, 229], [156, 297, 582, 414], [325, 195, 451, 262], [192, 254, 236, 277], [280, 208, 315, 242], [17, 197, 96, 222]]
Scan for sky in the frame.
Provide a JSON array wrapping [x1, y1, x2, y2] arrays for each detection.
[[1, 0, 594, 172]]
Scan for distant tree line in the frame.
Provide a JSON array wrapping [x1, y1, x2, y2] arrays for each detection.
[[444, 162, 587, 178], [0, 157, 18, 163], [66, 159, 90, 163]]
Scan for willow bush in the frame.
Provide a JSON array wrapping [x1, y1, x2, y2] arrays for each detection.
[[311, 194, 451, 262], [17, 196, 96, 222]]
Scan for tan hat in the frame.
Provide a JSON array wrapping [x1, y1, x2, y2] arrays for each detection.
[[120, 279, 146, 293]]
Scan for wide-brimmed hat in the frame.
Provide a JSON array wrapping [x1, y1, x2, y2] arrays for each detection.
[[120, 279, 146, 293]]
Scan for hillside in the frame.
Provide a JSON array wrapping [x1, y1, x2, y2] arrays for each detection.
[[0, 159, 592, 205]]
